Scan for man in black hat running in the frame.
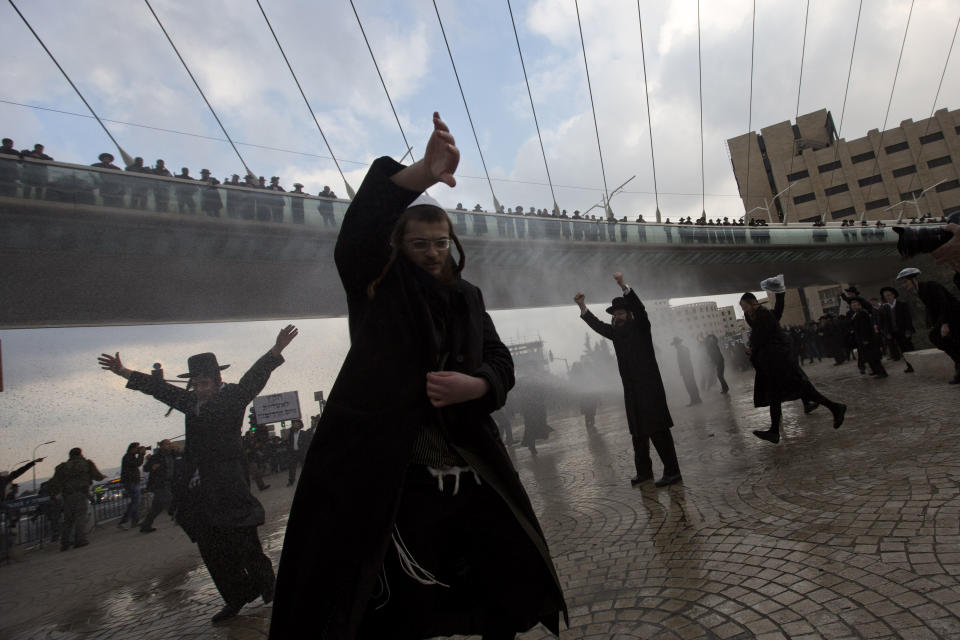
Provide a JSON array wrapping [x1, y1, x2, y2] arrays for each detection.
[[575, 273, 681, 487], [97, 325, 298, 623]]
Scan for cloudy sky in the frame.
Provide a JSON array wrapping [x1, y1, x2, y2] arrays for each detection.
[[2, 0, 959, 479]]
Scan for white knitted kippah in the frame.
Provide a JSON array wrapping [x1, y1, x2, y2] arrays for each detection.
[[408, 192, 443, 210]]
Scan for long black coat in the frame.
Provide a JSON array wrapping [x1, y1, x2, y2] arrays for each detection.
[[269, 157, 566, 639], [879, 300, 914, 336], [125, 351, 283, 532], [746, 293, 808, 407], [917, 281, 960, 330], [582, 290, 673, 437]]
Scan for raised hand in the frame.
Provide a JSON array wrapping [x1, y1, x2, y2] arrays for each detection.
[[273, 325, 299, 355], [613, 272, 626, 290], [423, 112, 459, 188], [574, 292, 586, 310], [98, 352, 124, 375]]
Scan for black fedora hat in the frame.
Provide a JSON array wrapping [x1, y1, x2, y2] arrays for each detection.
[[178, 352, 230, 379], [880, 286, 899, 299], [98, 152, 114, 162], [606, 297, 629, 314]]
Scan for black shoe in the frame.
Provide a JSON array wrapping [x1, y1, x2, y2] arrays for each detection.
[[875, 372, 888, 379], [630, 473, 654, 485], [654, 473, 683, 487], [74, 540, 89, 548], [905, 365, 915, 373], [259, 484, 270, 491], [140, 527, 156, 533], [832, 404, 847, 429], [803, 401, 819, 414], [211, 603, 242, 624], [859, 369, 866, 375], [752, 429, 780, 444]]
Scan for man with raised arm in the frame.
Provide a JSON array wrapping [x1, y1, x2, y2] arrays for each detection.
[[575, 272, 682, 487], [269, 113, 565, 640], [97, 325, 297, 624]]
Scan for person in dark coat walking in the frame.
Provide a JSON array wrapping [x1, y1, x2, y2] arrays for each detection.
[[703, 333, 730, 393], [269, 113, 565, 640], [97, 325, 298, 623], [284, 419, 310, 487], [896, 267, 960, 383], [848, 298, 887, 378], [671, 337, 702, 405], [742, 275, 846, 444], [140, 439, 175, 533], [575, 272, 681, 487], [879, 286, 915, 373]]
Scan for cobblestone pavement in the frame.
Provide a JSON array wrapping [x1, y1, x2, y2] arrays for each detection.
[[2, 351, 960, 639]]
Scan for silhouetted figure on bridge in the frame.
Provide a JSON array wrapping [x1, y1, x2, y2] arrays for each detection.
[[98, 324, 298, 624], [0, 138, 20, 197], [576, 272, 681, 488], [152, 159, 172, 212], [290, 183, 305, 223], [91, 152, 125, 207], [199, 169, 222, 217], [20, 143, 52, 199], [742, 275, 846, 445], [125, 157, 152, 209], [175, 167, 197, 213]]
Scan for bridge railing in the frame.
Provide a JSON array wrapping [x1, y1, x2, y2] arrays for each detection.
[[0, 156, 899, 247]]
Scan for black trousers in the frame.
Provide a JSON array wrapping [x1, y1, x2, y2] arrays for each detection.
[[195, 525, 274, 608], [715, 360, 729, 392], [632, 429, 680, 478], [680, 372, 701, 403], [769, 380, 840, 432]]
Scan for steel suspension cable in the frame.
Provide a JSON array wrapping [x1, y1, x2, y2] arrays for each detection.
[[697, 0, 705, 219], [506, 0, 559, 214], [256, 0, 355, 198], [348, 0, 415, 165], [574, 0, 610, 217], [8, 0, 134, 166], [788, 0, 811, 179], [636, 3, 661, 222], [902, 10, 960, 199], [823, 0, 863, 195], [865, 0, 915, 203], [431, 0, 502, 212], [744, 0, 756, 217], [143, 0, 255, 179]]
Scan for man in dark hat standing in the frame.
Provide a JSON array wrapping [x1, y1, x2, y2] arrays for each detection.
[[671, 337, 702, 405], [198, 169, 222, 217], [97, 324, 298, 623], [575, 272, 681, 487], [92, 152, 124, 208], [880, 285, 915, 373]]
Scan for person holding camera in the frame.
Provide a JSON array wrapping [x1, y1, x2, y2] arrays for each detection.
[[896, 268, 960, 384], [117, 442, 147, 530]]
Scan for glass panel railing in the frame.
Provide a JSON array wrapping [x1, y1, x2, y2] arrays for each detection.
[[0, 156, 901, 247]]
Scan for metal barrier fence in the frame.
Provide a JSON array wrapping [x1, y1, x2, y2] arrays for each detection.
[[0, 480, 150, 560]]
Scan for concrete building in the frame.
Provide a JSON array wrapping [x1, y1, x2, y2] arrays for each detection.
[[727, 107, 960, 222]]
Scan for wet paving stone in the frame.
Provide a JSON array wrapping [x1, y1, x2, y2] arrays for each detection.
[[1, 352, 960, 638]]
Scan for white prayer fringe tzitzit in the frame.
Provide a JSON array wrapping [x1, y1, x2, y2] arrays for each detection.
[[426, 465, 481, 495], [392, 525, 449, 587]]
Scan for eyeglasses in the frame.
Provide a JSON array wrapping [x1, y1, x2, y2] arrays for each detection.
[[404, 237, 451, 252]]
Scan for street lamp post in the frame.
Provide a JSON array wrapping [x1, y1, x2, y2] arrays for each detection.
[[744, 184, 792, 225], [884, 179, 949, 223], [771, 184, 794, 225], [32, 440, 55, 493]]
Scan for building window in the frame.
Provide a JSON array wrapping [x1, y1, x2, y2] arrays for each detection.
[[793, 192, 816, 205], [851, 150, 875, 164], [899, 189, 922, 201], [928, 155, 952, 168], [818, 160, 842, 173], [936, 179, 960, 193], [787, 169, 809, 181], [919, 131, 944, 144], [885, 141, 909, 154], [824, 183, 850, 196], [865, 198, 890, 210], [892, 165, 917, 178], [831, 206, 855, 218], [858, 174, 883, 187]]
